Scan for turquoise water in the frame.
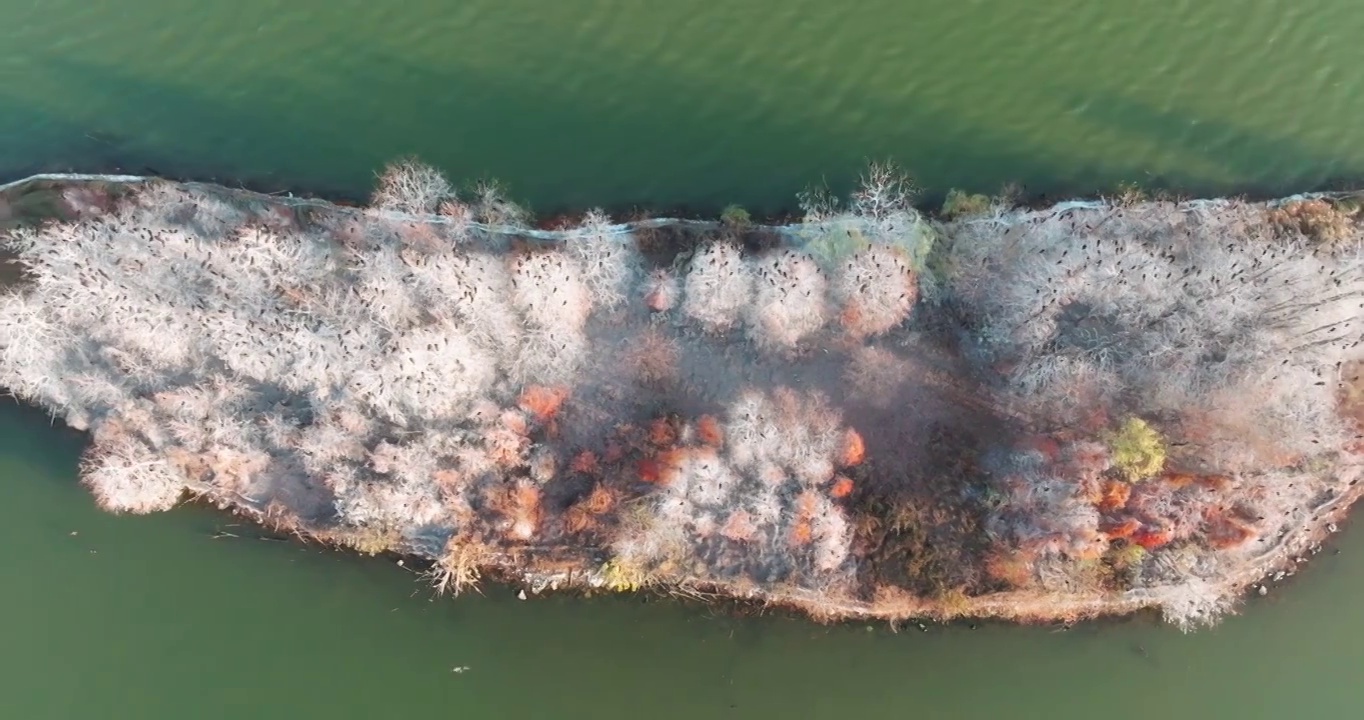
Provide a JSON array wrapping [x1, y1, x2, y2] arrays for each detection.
[[3, 1, 1364, 213], [4, 1, 1364, 717]]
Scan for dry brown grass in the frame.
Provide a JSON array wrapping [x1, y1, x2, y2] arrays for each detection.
[[1203, 511, 1257, 550], [1109, 182, 1149, 207], [562, 505, 596, 534], [623, 329, 679, 386], [939, 189, 992, 220], [852, 511, 884, 549], [936, 587, 973, 617], [616, 498, 659, 538], [488, 479, 543, 542], [165, 447, 211, 484], [886, 500, 928, 536], [431, 537, 493, 595], [437, 198, 470, 222], [339, 525, 402, 556], [485, 410, 531, 468], [258, 500, 308, 539], [393, 219, 444, 253], [581, 483, 618, 515], [868, 584, 928, 617], [1268, 198, 1358, 245], [985, 549, 1035, 589]]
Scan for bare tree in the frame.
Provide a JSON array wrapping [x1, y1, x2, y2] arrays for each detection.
[[370, 158, 453, 215]]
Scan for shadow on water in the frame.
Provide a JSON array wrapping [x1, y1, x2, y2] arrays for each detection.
[[16, 50, 1359, 214], [8, 48, 1063, 210], [0, 103, 151, 179], [326, 49, 1093, 214], [1062, 90, 1364, 197], [5, 49, 1358, 212], [0, 55, 370, 201]]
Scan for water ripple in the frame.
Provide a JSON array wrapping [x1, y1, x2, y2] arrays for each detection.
[[1, 0, 1362, 208]]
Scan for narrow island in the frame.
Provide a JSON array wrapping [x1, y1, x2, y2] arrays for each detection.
[[2, 161, 1361, 631]]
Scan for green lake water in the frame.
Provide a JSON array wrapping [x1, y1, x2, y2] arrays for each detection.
[[3, 2, 1364, 717]]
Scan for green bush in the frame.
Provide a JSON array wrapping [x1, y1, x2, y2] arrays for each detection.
[[720, 204, 751, 227], [940, 189, 991, 220], [1105, 417, 1166, 482]]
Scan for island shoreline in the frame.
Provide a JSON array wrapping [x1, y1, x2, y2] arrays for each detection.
[[4, 169, 1362, 630]]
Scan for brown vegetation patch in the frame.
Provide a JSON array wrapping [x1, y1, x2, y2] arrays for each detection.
[[559, 480, 619, 537], [517, 385, 570, 424], [1268, 198, 1358, 245], [838, 428, 866, 468], [830, 475, 855, 499], [560, 503, 596, 535], [623, 330, 679, 386], [648, 416, 679, 447], [694, 414, 724, 447], [569, 450, 600, 476], [488, 479, 543, 542], [1101, 517, 1142, 540], [632, 223, 710, 269], [535, 212, 586, 231], [983, 548, 1035, 588], [850, 423, 994, 598], [1131, 526, 1174, 550], [1203, 510, 1257, 550], [1340, 360, 1364, 433], [581, 483, 618, 515], [736, 226, 785, 256], [1097, 480, 1131, 512]]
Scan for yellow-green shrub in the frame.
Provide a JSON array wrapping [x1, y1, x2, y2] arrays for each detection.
[[720, 204, 751, 227], [940, 189, 991, 219], [1105, 417, 1165, 482], [600, 558, 651, 593], [1110, 542, 1146, 570]]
